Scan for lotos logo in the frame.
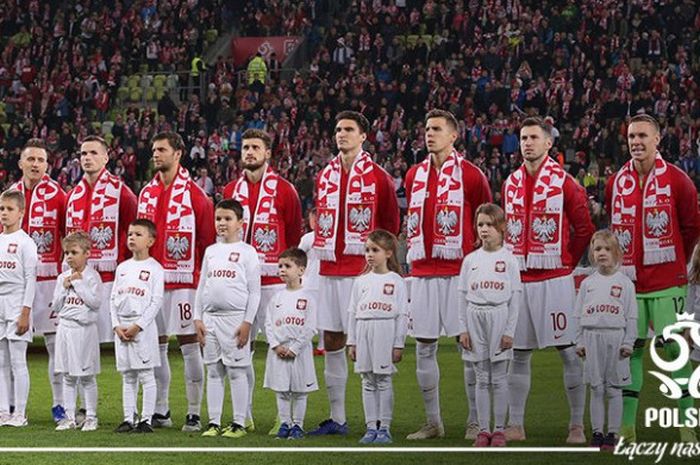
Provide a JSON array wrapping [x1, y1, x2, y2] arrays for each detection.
[[648, 321, 700, 400]]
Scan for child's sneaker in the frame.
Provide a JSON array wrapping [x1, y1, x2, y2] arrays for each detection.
[[374, 427, 393, 444], [81, 417, 99, 431], [75, 408, 87, 428], [406, 422, 445, 440], [181, 414, 202, 432], [601, 432, 617, 451], [474, 431, 491, 447], [287, 424, 305, 440], [464, 422, 480, 440], [0, 412, 13, 425], [114, 421, 134, 433], [201, 423, 221, 437], [151, 411, 173, 428], [490, 431, 507, 447], [221, 422, 247, 439], [590, 432, 604, 448], [52, 405, 67, 423], [133, 420, 154, 433], [55, 419, 76, 431], [4, 414, 28, 427], [504, 424, 526, 441], [276, 422, 291, 439], [308, 419, 348, 436], [359, 428, 378, 444]]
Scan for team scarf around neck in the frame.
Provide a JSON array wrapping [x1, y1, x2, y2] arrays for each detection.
[[313, 151, 377, 260], [406, 150, 465, 263], [504, 156, 566, 270], [66, 169, 122, 272], [611, 153, 675, 281], [11, 176, 63, 277], [138, 166, 195, 283], [230, 164, 281, 276]]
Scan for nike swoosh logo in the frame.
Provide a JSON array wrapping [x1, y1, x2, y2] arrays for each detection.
[[471, 267, 478, 270], [306, 382, 314, 387], [142, 360, 150, 364], [380, 365, 389, 369], [554, 334, 564, 340], [180, 323, 190, 328], [234, 357, 244, 362], [82, 367, 90, 372], [622, 376, 629, 382]]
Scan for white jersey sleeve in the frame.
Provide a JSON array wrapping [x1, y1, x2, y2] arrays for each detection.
[[573, 278, 586, 349], [504, 252, 522, 338], [244, 249, 261, 324], [393, 278, 409, 348], [0, 230, 38, 308], [51, 274, 69, 318], [288, 293, 316, 356], [71, 267, 103, 311], [264, 295, 279, 348], [345, 279, 360, 346], [20, 233, 38, 308], [193, 248, 210, 321], [621, 276, 638, 350]]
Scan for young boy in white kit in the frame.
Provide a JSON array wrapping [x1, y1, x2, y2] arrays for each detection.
[[264, 247, 318, 440], [53, 231, 103, 431], [111, 219, 164, 433], [0, 190, 37, 427], [195, 199, 261, 438], [575, 230, 637, 450]]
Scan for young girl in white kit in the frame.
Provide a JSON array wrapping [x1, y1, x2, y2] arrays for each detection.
[[347, 229, 408, 445]]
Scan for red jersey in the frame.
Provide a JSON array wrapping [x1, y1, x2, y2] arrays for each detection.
[[316, 162, 400, 276], [502, 165, 594, 283], [222, 174, 303, 286], [605, 162, 700, 293], [405, 158, 492, 277]]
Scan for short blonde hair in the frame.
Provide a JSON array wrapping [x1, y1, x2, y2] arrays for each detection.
[[0, 189, 25, 211], [62, 231, 92, 253], [588, 230, 623, 266]]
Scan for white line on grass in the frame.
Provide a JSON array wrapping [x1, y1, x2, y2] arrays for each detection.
[[0, 447, 600, 453]]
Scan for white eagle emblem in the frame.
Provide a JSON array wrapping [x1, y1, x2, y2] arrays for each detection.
[[436, 208, 458, 235], [506, 218, 523, 243], [614, 229, 632, 254], [349, 207, 372, 232], [166, 236, 190, 260], [90, 225, 114, 250], [532, 217, 557, 243], [139, 270, 150, 281], [646, 210, 669, 238], [318, 212, 334, 237], [406, 211, 419, 237], [254, 227, 277, 252], [296, 299, 308, 310], [31, 231, 54, 253], [610, 285, 622, 298]]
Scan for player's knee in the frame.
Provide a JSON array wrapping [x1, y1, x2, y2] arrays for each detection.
[[226, 366, 246, 381], [512, 349, 532, 365], [416, 341, 438, 359], [474, 368, 490, 389], [324, 331, 345, 351], [361, 374, 377, 391], [158, 335, 169, 345]]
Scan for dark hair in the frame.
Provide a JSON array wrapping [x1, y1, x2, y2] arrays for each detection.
[[279, 247, 307, 268], [216, 198, 244, 220], [82, 135, 109, 152], [242, 129, 272, 150], [335, 110, 370, 134], [425, 109, 459, 131], [0, 189, 25, 211], [22, 138, 48, 154], [520, 116, 553, 139], [474, 203, 506, 247], [366, 229, 401, 274], [151, 131, 185, 152], [130, 218, 157, 238], [629, 114, 660, 133]]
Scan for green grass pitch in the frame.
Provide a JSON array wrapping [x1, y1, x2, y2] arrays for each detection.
[[0, 338, 688, 465]]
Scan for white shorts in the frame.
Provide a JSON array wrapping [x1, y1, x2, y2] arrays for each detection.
[[97, 282, 115, 343], [514, 274, 577, 350], [0, 295, 32, 342], [33, 280, 57, 334], [263, 342, 317, 393], [354, 319, 397, 375], [317, 276, 356, 333], [582, 328, 631, 387], [54, 320, 100, 376], [408, 276, 461, 339], [461, 303, 512, 362], [202, 312, 251, 367], [252, 284, 285, 341], [114, 316, 160, 372], [159, 289, 197, 336]]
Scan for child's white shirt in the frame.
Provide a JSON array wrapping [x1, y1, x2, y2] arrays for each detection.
[[52, 265, 103, 324], [110, 257, 164, 330], [0, 229, 38, 308], [264, 287, 317, 356]]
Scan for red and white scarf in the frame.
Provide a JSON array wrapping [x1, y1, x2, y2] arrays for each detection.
[[406, 150, 465, 262], [230, 165, 281, 276], [138, 166, 195, 283], [611, 153, 675, 281], [313, 151, 377, 260], [11, 176, 63, 277], [504, 156, 566, 270], [66, 169, 122, 272]]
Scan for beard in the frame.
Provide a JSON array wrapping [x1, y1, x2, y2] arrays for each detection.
[[242, 159, 266, 171]]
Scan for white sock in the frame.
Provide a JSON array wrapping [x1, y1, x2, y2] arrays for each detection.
[[80, 376, 98, 418], [180, 343, 204, 416], [0, 339, 11, 413], [464, 360, 477, 424], [246, 352, 255, 422], [227, 366, 248, 426], [474, 360, 491, 432], [63, 375, 78, 421], [376, 374, 393, 429], [138, 369, 157, 423], [560, 346, 585, 426], [154, 343, 171, 415], [206, 362, 225, 426], [324, 348, 347, 424], [606, 385, 622, 434], [491, 360, 509, 432], [590, 384, 605, 434], [291, 392, 308, 428], [45, 334, 63, 406], [122, 370, 138, 422], [416, 341, 441, 425], [508, 350, 532, 426], [276, 391, 292, 425], [361, 373, 379, 428]]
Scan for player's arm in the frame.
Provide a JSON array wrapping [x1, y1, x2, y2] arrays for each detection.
[[16, 242, 38, 335], [675, 171, 700, 260], [109, 269, 122, 330], [193, 251, 209, 323], [72, 270, 103, 311], [573, 280, 586, 357], [377, 167, 400, 235], [120, 186, 139, 260], [51, 275, 68, 314], [392, 280, 409, 363], [283, 181, 303, 248], [195, 190, 216, 257], [263, 297, 281, 349], [564, 177, 595, 265], [621, 279, 638, 356], [467, 164, 493, 212], [503, 257, 523, 346], [457, 255, 471, 335], [237, 252, 261, 348]]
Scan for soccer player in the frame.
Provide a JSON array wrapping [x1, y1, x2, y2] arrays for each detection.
[[195, 199, 261, 438], [309, 111, 400, 435], [53, 231, 103, 431], [263, 247, 318, 440], [605, 114, 700, 442], [0, 190, 37, 427], [404, 109, 491, 440], [138, 131, 215, 431], [111, 219, 164, 433], [11, 139, 67, 422], [222, 128, 302, 428], [502, 116, 594, 443]]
